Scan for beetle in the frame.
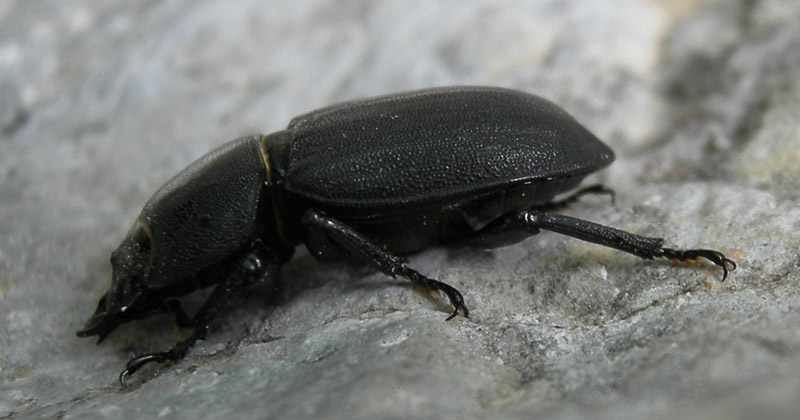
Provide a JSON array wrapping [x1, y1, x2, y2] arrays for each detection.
[[77, 86, 736, 385]]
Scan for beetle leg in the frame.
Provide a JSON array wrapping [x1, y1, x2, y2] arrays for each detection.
[[163, 299, 193, 328], [490, 209, 736, 281], [302, 209, 468, 320], [118, 242, 281, 386]]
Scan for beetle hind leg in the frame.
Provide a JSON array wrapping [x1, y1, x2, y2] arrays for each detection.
[[118, 242, 281, 386], [486, 209, 736, 281], [302, 209, 468, 320]]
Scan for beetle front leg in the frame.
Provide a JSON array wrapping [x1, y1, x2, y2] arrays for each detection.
[[302, 209, 468, 320], [488, 209, 736, 281], [118, 242, 281, 386]]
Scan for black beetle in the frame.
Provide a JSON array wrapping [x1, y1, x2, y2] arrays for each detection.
[[77, 86, 736, 385]]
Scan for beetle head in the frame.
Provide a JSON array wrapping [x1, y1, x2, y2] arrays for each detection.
[[77, 220, 155, 342]]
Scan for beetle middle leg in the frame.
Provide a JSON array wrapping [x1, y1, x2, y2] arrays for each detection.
[[483, 209, 736, 280], [118, 242, 281, 386], [302, 209, 468, 320]]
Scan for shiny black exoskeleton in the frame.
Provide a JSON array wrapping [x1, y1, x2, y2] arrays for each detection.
[[77, 86, 736, 385]]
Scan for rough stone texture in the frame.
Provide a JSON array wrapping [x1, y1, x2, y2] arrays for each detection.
[[2, 0, 799, 418]]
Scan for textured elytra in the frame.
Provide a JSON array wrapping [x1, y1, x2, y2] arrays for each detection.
[[283, 86, 615, 208]]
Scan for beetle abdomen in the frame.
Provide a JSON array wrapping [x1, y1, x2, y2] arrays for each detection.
[[282, 86, 614, 209]]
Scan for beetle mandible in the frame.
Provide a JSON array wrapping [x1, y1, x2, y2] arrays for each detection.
[[77, 86, 736, 385]]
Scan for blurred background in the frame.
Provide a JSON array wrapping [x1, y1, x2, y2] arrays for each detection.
[[2, 1, 799, 418]]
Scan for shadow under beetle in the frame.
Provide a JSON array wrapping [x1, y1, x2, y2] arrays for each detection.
[[77, 86, 736, 385]]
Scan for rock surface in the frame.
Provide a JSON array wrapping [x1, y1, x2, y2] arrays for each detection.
[[2, 0, 799, 418]]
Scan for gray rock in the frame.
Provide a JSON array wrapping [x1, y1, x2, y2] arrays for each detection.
[[2, 0, 799, 418]]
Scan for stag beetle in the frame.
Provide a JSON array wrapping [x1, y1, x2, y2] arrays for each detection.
[[77, 86, 736, 385]]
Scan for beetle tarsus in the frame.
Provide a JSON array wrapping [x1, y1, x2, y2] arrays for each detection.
[[118, 325, 203, 386], [658, 248, 737, 281], [399, 267, 469, 320], [119, 353, 168, 387]]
